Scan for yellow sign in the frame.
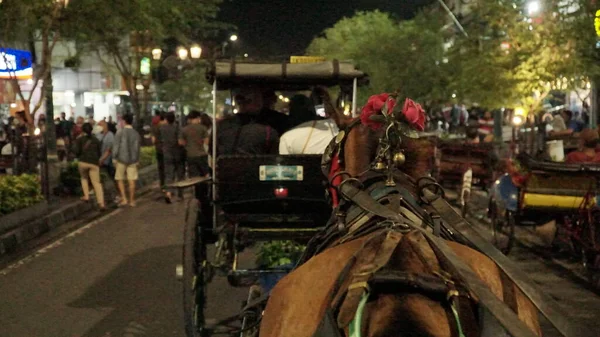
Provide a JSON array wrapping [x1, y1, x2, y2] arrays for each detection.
[[595, 9, 600, 37], [290, 56, 326, 64]]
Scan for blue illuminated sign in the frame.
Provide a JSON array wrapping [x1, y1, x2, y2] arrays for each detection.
[[0, 48, 33, 80]]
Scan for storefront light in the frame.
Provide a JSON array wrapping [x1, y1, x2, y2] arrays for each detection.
[[113, 96, 121, 105]]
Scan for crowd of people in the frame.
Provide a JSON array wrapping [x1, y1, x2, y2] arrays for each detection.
[[64, 113, 141, 209], [212, 86, 339, 158]]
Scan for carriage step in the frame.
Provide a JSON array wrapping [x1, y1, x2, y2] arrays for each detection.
[[228, 269, 291, 287], [175, 264, 183, 281]]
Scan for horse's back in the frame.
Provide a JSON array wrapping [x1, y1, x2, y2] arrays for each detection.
[[260, 236, 370, 337], [260, 231, 542, 337]]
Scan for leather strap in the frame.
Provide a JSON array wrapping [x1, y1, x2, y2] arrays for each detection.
[[336, 231, 403, 328], [425, 191, 580, 337], [338, 183, 544, 337]]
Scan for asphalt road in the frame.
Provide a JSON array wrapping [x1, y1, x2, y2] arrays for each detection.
[[0, 192, 193, 337], [1, 189, 600, 337]]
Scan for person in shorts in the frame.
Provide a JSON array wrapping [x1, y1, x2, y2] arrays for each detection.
[[112, 113, 141, 207]]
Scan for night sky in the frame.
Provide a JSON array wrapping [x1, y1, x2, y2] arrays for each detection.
[[217, 0, 435, 58]]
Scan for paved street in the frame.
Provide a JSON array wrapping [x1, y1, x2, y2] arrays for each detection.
[[1, 189, 599, 337], [463, 190, 600, 337], [0, 192, 191, 337]]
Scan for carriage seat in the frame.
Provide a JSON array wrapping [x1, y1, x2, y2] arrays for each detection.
[[517, 154, 600, 210], [215, 155, 331, 227]]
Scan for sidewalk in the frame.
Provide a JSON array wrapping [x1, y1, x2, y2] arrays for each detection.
[[0, 165, 158, 258]]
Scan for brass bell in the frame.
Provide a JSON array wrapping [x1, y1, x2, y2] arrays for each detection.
[[393, 152, 406, 167], [374, 161, 387, 171]]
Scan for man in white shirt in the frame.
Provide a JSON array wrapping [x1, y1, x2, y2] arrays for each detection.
[[279, 117, 339, 155]]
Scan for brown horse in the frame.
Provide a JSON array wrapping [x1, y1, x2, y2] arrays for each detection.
[[258, 94, 542, 337]]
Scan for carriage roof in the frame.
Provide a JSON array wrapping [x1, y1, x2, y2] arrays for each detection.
[[206, 60, 369, 90]]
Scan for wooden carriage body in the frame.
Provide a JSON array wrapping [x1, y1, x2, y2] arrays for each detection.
[[434, 140, 497, 189]]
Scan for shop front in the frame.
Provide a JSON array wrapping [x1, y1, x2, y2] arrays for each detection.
[[0, 48, 33, 120]]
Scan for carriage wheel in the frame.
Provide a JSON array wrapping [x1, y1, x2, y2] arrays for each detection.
[[489, 197, 515, 255], [183, 198, 208, 337], [583, 210, 600, 290], [240, 285, 263, 337]]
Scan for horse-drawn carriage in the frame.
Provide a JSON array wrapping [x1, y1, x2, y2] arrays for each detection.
[[177, 59, 586, 337], [177, 59, 368, 337], [490, 153, 600, 286], [433, 140, 499, 217]]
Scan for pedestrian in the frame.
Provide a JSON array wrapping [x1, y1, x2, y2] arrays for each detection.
[[151, 111, 167, 187], [97, 120, 117, 195], [112, 113, 141, 207], [72, 116, 85, 139], [107, 116, 117, 134], [477, 110, 494, 142], [73, 123, 105, 210], [179, 110, 209, 177], [160, 111, 184, 203]]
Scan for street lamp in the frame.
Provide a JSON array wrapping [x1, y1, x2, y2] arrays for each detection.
[[177, 46, 189, 60], [230, 34, 238, 42], [527, 1, 540, 15], [152, 48, 162, 60], [190, 44, 202, 59]]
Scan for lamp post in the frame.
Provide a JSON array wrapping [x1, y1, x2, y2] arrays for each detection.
[[220, 34, 238, 59], [174, 44, 202, 126]]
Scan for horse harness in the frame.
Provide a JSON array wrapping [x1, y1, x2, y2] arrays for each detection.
[[310, 120, 580, 337], [308, 176, 527, 337]]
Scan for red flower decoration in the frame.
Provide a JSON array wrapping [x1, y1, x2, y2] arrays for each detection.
[[402, 98, 426, 132], [360, 93, 396, 131], [360, 93, 427, 132]]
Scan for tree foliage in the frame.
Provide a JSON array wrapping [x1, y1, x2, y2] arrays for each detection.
[[307, 10, 450, 107], [0, 0, 70, 125], [62, 0, 224, 125], [309, 2, 600, 114], [158, 62, 214, 111]]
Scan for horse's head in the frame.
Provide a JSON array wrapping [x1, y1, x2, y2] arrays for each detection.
[[318, 88, 434, 180]]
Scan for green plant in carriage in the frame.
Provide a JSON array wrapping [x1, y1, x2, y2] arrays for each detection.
[[256, 241, 306, 268], [0, 174, 44, 216]]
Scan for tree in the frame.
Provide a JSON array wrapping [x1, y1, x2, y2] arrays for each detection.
[[158, 62, 214, 112], [65, 0, 224, 128], [447, 0, 600, 112], [306, 10, 450, 108], [0, 0, 70, 127]]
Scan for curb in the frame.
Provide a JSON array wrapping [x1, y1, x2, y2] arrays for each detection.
[[0, 165, 158, 258]]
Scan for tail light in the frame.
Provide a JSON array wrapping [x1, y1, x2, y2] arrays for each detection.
[[274, 187, 288, 198]]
